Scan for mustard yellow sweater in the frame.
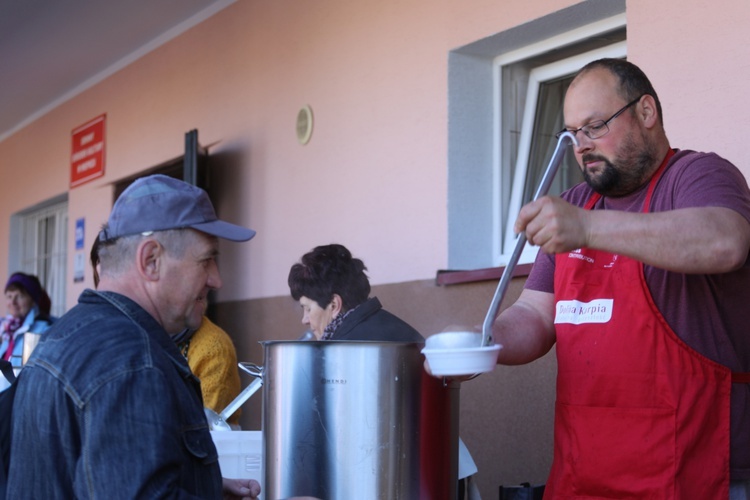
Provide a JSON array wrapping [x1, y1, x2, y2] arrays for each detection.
[[183, 316, 242, 425]]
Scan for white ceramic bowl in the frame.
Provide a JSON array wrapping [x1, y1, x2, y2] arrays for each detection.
[[422, 331, 502, 376]]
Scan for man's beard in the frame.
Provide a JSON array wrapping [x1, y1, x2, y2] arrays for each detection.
[[581, 131, 658, 197]]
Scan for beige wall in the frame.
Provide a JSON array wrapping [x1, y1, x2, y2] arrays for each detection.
[[626, 0, 750, 172], [2, 0, 749, 305], [2, 0, 750, 497]]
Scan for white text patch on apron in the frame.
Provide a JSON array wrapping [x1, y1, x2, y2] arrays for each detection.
[[555, 299, 613, 325]]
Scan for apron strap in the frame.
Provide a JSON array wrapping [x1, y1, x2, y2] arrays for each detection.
[[732, 372, 750, 384]]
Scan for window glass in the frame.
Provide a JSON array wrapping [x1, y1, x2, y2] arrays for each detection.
[[499, 40, 626, 260], [446, 7, 626, 270], [19, 201, 68, 318], [523, 76, 579, 205]]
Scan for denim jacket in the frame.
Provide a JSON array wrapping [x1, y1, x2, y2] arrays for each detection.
[[7, 290, 222, 499]]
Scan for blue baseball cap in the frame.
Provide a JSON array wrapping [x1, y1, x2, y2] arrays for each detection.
[[99, 174, 255, 242]]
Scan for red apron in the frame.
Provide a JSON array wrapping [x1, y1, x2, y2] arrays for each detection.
[[545, 152, 732, 499]]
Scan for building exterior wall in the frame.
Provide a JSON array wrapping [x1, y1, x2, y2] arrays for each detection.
[[2, 0, 749, 304], [1, 0, 749, 497]]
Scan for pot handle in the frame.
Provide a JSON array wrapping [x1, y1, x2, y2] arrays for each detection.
[[219, 362, 263, 421], [218, 377, 262, 423], [212, 362, 265, 428], [239, 361, 263, 378]]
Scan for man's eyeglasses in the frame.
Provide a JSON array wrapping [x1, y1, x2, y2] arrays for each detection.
[[555, 94, 645, 141]]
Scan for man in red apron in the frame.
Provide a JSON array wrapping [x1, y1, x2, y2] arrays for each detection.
[[493, 59, 750, 498]]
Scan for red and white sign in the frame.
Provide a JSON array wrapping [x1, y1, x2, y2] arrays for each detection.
[[70, 114, 106, 187]]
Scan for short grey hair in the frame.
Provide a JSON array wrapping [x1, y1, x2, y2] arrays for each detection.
[[98, 228, 196, 277]]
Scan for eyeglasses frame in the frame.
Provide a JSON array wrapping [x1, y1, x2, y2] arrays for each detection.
[[555, 94, 646, 141]]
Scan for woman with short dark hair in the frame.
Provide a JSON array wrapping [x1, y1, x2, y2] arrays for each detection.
[[288, 243, 422, 341]]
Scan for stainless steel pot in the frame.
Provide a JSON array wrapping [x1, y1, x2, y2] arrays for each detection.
[[252, 340, 459, 500]]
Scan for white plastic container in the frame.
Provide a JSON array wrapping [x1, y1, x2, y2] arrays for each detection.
[[210, 430, 263, 484]]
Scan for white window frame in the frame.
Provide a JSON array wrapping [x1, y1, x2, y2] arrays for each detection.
[[491, 15, 626, 267], [13, 200, 68, 318]]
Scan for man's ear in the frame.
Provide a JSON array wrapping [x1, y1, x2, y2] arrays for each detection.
[[137, 239, 162, 281], [639, 94, 659, 129], [330, 293, 344, 316]]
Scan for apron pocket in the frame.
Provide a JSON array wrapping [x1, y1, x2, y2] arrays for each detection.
[[554, 401, 675, 499]]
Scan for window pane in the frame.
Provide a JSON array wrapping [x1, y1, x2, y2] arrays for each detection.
[[41, 214, 55, 286], [19, 202, 67, 318], [522, 76, 582, 205]]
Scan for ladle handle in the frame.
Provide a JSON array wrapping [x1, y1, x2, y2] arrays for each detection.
[[481, 131, 578, 346], [219, 364, 263, 421]]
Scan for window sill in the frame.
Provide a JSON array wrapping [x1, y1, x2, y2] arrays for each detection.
[[435, 263, 533, 286]]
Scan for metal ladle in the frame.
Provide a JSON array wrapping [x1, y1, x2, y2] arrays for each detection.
[[480, 131, 578, 346], [204, 361, 263, 431]]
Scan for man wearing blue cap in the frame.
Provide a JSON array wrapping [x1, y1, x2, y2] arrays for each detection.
[[7, 175, 260, 499]]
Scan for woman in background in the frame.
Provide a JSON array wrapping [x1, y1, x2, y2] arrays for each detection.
[[288, 243, 422, 342], [289, 244, 480, 499], [0, 272, 53, 381]]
